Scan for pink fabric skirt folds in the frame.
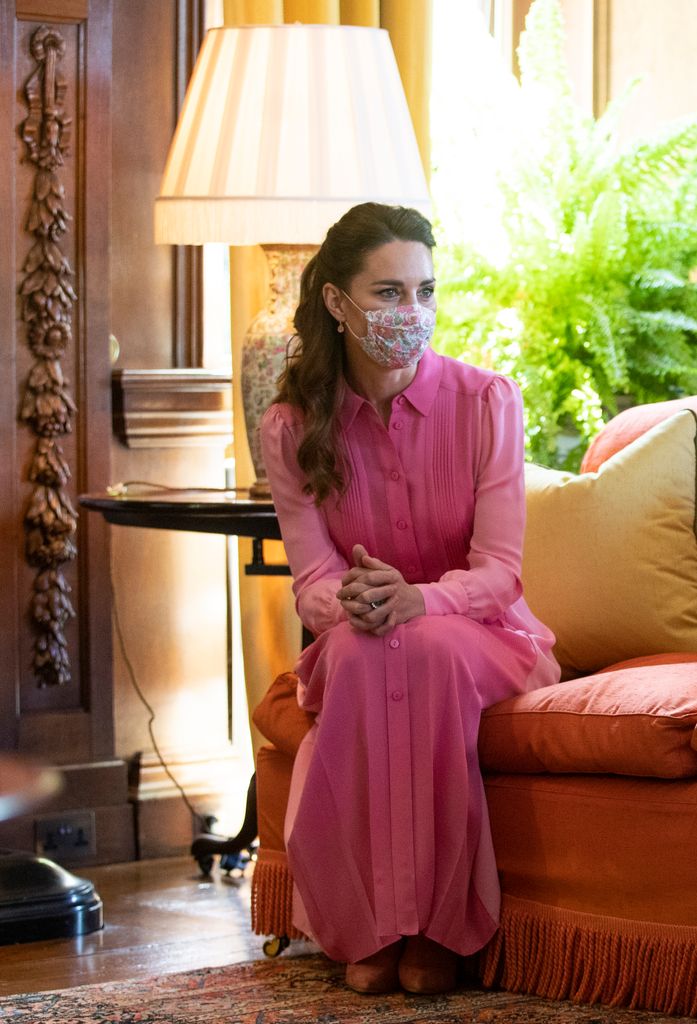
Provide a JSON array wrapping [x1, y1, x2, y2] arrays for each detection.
[[284, 613, 545, 964]]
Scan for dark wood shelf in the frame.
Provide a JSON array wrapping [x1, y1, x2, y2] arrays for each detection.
[[111, 369, 233, 449]]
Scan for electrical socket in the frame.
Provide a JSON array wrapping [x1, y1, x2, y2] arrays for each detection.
[[34, 810, 96, 862]]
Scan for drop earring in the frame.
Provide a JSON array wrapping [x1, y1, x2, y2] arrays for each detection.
[[337, 321, 345, 333]]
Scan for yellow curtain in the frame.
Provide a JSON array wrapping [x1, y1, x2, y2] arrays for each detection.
[[380, 1, 433, 175], [223, 0, 432, 755]]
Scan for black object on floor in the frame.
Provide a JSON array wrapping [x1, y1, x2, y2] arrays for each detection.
[[0, 848, 103, 944], [191, 772, 258, 876]]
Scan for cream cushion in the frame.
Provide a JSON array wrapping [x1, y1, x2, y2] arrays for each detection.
[[523, 410, 697, 677]]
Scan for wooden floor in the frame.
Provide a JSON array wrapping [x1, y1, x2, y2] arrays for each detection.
[[0, 855, 309, 997]]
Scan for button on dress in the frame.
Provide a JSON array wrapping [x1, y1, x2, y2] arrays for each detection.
[[260, 349, 560, 964]]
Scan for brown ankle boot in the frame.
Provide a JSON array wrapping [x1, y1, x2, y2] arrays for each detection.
[[345, 940, 403, 994], [398, 934, 458, 994]]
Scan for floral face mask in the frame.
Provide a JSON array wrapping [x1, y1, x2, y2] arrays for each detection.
[[341, 291, 436, 369]]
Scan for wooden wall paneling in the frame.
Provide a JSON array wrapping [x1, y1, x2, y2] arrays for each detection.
[[75, 0, 114, 760], [607, 0, 697, 141], [111, 369, 233, 448], [497, 0, 601, 114], [109, 0, 252, 860], [130, 746, 249, 859], [111, 0, 205, 371], [489, 0, 532, 77], [1, 0, 239, 863], [510, 0, 531, 78], [0, 759, 135, 866], [16, 0, 88, 20], [553, 0, 595, 113], [592, 0, 610, 117], [0, 0, 20, 752], [11, 1, 113, 736], [110, 0, 175, 371], [0, 0, 134, 865], [173, 0, 205, 368], [174, 246, 204, 369]]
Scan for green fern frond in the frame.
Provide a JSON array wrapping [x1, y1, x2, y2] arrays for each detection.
[[628, 345, 697, 383], [629, 309, 697, 334], [631, 269, 688, 293], [580, 189, 629, 267], [627, 219, 697, 267], [578, 297, 629, 389], [615, 120, 697, 196]]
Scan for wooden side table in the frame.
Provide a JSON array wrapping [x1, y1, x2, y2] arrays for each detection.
[[79, 488, 299, 876], [78, 487, 281, 537], [79, 487, 290, 578]]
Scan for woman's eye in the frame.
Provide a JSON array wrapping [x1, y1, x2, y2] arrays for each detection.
[[419, 287, 435, 299], [377, 288, 399, 299]]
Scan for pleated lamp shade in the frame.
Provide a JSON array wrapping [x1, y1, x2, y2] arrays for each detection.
[[154, 23, 430, 245]]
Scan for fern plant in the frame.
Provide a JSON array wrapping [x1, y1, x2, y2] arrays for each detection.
[[434, 0, 697, 468]]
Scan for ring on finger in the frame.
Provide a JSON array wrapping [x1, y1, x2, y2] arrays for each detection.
[[369, 598, 386, 610]]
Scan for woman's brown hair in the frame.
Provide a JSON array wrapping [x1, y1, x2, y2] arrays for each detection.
[[275, 202, 435, 504]]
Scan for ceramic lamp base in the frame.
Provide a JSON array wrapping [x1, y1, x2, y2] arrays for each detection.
[[241, 244, 316, 495], [249, 478, 272, 500]]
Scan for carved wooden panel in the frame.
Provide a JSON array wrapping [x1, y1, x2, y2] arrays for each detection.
[[0, 0, 218, 863], [1, 0, 113, 758], [0, 1, 19, 749], [14, 11, 82, 714], [19, 23, 79, 688]]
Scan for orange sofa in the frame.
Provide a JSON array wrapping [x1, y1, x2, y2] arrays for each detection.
[[250, 403, 697, 1017]]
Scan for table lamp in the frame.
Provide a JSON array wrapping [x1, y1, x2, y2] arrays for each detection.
[[155, 23, 430, 496]]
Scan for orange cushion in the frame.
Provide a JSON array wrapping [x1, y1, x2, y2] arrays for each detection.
[[252, 671, 313, 757], [581, 396, 697, 472], [479, 658, 697, 778], [598, 652, 697, 672], [258, 662, 697, 780]]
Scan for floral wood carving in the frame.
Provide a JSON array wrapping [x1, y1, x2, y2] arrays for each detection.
[[19, 25, 78, 687]]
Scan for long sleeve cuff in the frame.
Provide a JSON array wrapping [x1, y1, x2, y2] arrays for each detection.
[[415, 579, 470, 617], [297, 578, 348, 635], [416, 569, 521, 622]]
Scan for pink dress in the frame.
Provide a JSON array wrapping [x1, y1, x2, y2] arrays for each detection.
[[260, 349, 559, 964]]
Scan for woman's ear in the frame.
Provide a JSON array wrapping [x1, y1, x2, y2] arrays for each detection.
[[322, 282, 345, 325]]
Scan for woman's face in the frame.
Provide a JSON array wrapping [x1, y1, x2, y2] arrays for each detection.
[[323, 239, 436, 338]]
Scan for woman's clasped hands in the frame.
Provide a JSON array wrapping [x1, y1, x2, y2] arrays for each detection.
[[337, 543, 426, 636]]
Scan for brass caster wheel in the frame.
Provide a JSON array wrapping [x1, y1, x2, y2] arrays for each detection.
[[263, 935, 290, 958]]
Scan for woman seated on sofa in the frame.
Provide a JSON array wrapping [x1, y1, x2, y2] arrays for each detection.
[[260, 202, 560, 995]]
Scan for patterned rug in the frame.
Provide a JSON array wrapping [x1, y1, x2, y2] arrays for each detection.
[[0, 954, 693, 1024]]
